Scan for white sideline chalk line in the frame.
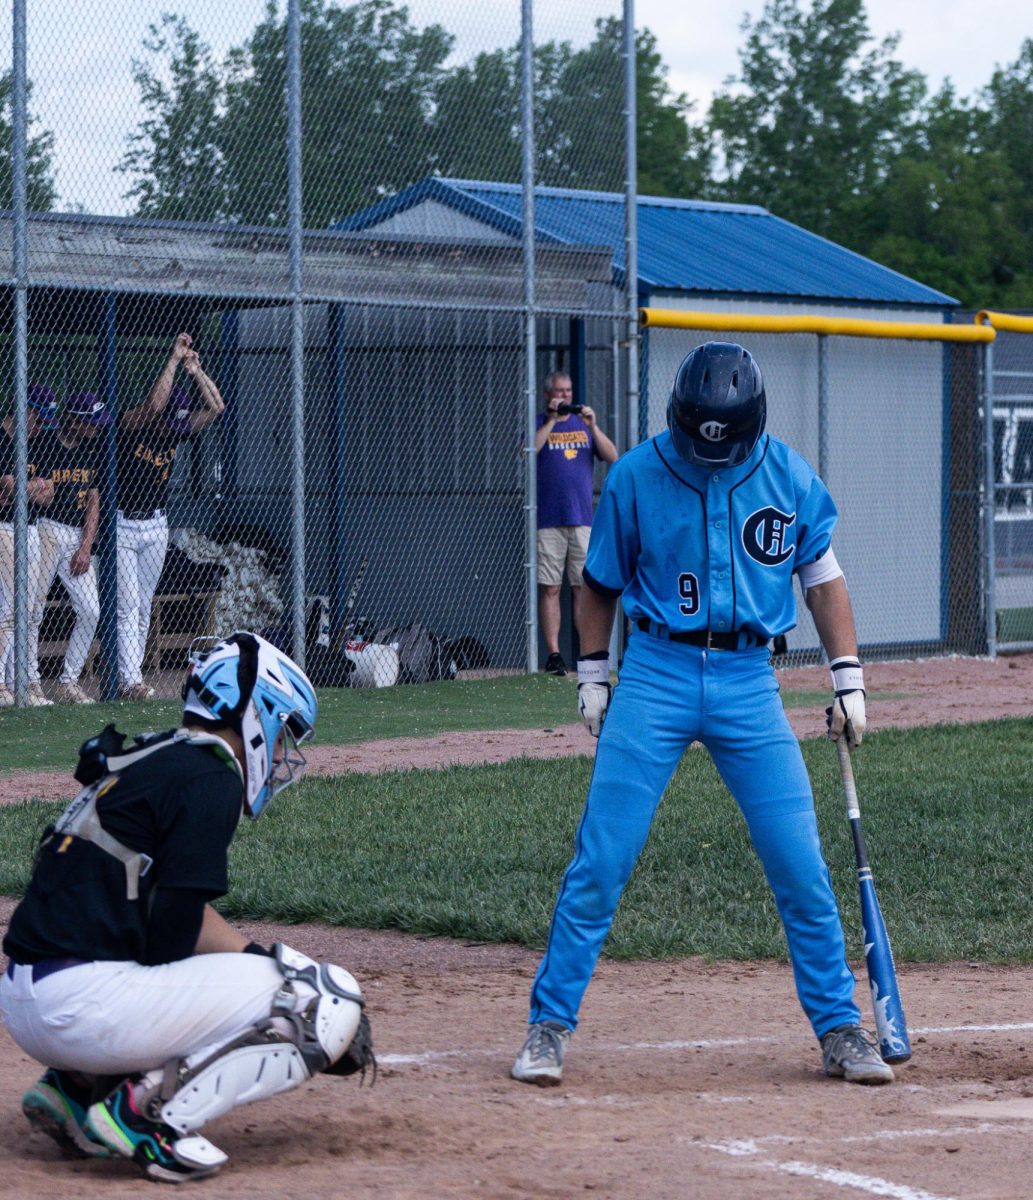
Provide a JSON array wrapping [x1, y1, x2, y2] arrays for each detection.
[[694, 1122, 1027, 1149], [379, 1021, 1033, 1067], [706, 1140, 956, 1200]]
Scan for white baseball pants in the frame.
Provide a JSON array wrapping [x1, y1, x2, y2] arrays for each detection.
[[1, 955, 290, 1076], [116, 511, 169, 686], [35, 518, 99, 684], [0, 520, 45, 685]]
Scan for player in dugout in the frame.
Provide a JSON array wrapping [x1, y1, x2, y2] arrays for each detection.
[[511, 341, 892, 1090], [0, 631, 375, 1184], [115, 331, 225, 700]]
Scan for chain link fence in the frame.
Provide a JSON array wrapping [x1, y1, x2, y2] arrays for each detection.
[[2, 0, 631, 703], [1, 1, 1015, 707], [985, 318, 1033, 650]]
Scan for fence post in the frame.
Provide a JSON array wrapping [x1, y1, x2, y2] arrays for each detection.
[[521, 0, 538, 675], [817, 333, 829, 482], [287, 0, 306, 667], [983, 339, 997, 659], [97, 294, 120, 699], [11, 0, 29, 706], [327, 303, 351, 637], [623, 0, 639, 450]]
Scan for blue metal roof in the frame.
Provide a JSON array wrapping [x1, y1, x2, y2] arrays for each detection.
[[335, 178, 958, 307]]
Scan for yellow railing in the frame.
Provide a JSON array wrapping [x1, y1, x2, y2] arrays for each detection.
[[975, 310, 1033, 334], [640, 307, 996, 343]]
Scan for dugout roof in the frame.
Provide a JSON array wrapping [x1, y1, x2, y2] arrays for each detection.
[[335, 177, 959, 309]]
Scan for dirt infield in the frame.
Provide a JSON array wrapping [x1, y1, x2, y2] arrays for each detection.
[[1, 655, 1032, 1198]]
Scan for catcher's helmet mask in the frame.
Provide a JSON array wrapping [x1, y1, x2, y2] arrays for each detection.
[[667, 341, 767, 468], [182, 631, 317, 817]]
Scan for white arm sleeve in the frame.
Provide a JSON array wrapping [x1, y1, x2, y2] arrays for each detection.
[[797, 547, 843, 590]]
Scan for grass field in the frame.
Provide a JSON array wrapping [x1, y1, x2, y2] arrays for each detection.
[[0, 675, 832, 775], [998, 605, 1033, 643], [1, 718, 1027, 963]]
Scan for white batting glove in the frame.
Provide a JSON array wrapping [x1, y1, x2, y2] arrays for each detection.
[[826, 656, 866, 750], [577, 656, 611, 738]]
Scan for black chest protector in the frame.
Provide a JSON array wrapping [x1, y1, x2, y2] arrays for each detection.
[[41, 726, 243, 900]]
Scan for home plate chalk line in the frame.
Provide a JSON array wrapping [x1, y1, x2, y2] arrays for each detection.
[[378, 1021, 1033, 1067], [376, 1024, 1033, 1200]]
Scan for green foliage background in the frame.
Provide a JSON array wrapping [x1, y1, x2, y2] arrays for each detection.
[[6, 0, 1032, 308]]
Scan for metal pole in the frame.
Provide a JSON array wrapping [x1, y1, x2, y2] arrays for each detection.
[[327, 303, 350, 638], [817, 334, 829, 482], [218, 310, 239, 502], [622, 0, 639, 449], [521, 0, 538, 674], [287, 0, 306, 667], [11, 0, 28, 706], [98, 295, 120, 700], [983, 340, 997, 658]]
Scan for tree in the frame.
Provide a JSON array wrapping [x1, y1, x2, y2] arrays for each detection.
[[431, 19, 708, 198], [117, 14, 225, 222], [430, 49, 522, 183], [0, 72, 57, 212], [979, 39, 1033, 305], [706, 0, 924, 246], [120, 6, 709, 227], [634, 28, 711, 200], [220, 0, 453, 227], [119, 0, 453, 227], [865, 64, 1033, 309]]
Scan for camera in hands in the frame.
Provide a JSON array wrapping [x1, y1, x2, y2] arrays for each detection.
[[556, 403, 584, 415]]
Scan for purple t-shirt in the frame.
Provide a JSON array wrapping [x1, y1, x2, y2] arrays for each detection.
[[536, 413, 597, 528]]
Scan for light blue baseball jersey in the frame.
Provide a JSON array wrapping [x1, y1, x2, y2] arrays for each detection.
[[583, 430, 836, 639]]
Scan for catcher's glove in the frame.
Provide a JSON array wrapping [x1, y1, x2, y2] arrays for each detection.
[[324, 1011, 377, 1084]]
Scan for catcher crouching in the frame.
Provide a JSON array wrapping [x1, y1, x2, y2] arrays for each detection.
[[0, 631, 375, 1183]]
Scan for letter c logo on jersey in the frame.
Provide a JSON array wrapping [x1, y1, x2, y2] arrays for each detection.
[[742, 507, 797, 566]]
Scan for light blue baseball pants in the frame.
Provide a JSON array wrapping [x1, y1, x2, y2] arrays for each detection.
[[528, 630, 859, 1039]]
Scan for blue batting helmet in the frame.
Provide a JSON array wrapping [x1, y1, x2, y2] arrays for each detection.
[[667, 342, 766, 468], [182, 631, 318, 818]]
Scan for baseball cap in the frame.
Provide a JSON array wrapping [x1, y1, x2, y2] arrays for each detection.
[[164, 386, 195, 437], [65, 390, 112, 427], [27, 383, 59, 427]]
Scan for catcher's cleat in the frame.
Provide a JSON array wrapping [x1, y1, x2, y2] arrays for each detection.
[[511, 1020, 572, 1086], [85, 1079, 227, 1184], [22, 1068, 111, 1159], [821, 1024, 895, 1085]]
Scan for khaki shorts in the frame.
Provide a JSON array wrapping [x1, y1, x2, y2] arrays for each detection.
[[537, 525, 590, 588]]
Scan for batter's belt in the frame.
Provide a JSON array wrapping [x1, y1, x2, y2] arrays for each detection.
[[635, 618, 768, 652]]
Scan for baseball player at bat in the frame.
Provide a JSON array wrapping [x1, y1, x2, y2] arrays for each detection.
[[1, 632, 375, 1183], [512, 342, 893, 1088]]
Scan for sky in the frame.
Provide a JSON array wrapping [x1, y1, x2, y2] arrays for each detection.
[[11, 0, 1032, 216]]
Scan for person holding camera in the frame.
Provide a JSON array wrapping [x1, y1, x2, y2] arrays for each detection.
[[534, 371, 618, 675]]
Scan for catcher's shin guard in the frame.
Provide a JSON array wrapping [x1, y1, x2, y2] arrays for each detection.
[[158, 943, 363, 1134]]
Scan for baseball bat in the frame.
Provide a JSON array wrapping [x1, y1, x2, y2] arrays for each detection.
[[334, 555, 369, 650], [836, 736, 912, 1064]]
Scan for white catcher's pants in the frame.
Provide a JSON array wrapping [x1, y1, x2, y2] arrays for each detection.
[[116, 511, 169, 686], [1, 955, 290, 1076], [0, 521, 45, 685], [35, 518, 99, 684]]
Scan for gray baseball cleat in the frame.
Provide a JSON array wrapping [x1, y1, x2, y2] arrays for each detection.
[[821, 1024, 895, 1085], [512, 1021, 572, 1086], [22, 1068, 111, 1158]]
